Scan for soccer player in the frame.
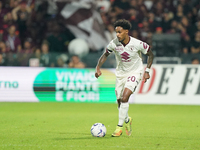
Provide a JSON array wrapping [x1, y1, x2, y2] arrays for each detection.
[[95, 19, 154, 137]]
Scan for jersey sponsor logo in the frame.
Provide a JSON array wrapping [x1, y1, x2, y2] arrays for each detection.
[[115, 46, 123, 51], [121, 52, 130, 62]]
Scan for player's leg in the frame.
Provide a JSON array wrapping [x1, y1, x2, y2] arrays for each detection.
[[112, 99, 124, 137], [112, 73, 141, 137], [123, 73, 142, 136], [112, 78, 125, 137], [117, 99, 121, 109], [119, 88, 132, 128], [112, 88, 132, 137], [115, 77, 125, 109]]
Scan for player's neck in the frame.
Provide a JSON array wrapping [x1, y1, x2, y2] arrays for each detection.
[[121, 36, 130, 46]]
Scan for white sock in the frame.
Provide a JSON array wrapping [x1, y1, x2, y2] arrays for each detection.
[[125, 113, 129, 123], [118, 102, 129, 126]]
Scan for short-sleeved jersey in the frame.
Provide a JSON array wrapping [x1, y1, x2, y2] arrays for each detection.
[[106, 36, 149, 77]]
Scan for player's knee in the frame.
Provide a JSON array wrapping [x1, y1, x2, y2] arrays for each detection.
[[121, 96, 128, 103]]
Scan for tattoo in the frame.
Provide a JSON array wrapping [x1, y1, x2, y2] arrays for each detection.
[[96, 51, 110, 68], [146, 49, 154, 69]]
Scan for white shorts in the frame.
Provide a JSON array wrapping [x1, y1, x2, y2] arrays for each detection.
[[115, 72, 142, 99]]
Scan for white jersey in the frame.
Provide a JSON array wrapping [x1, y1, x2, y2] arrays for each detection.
[[106, 36, 149, 77]]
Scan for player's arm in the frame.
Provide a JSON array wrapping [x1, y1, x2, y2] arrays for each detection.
[[95, 50, 111, 78], [143, 49, 154, 82]]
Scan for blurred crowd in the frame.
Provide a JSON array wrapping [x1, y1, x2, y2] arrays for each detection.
[[0, 0, 200, 67], [100, 0, 200, 64], [0, 0, 77, 67]]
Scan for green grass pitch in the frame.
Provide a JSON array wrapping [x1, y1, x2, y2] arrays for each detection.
[[0, 102, 200, 150]]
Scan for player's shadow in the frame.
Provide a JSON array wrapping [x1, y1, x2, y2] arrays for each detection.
[[51, 131, 112, 140], [53, 132, 111, 140], [54, 137, 110, 140]]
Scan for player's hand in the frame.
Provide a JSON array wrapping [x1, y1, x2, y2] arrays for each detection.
[[143, 72, 150, 83], [95, 67, 102, 78]]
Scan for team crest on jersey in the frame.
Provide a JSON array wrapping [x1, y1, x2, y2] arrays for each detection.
[[121, 52, 130, 62]]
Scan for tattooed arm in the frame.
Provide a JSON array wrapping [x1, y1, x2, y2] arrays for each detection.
[[143, 49, 154, 83], [95, 51, 110, 78]]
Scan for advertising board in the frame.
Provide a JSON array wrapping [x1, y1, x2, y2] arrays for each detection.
[[0, 65, 199, 105]]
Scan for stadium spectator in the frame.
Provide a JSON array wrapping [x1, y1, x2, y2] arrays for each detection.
[[68, 55, 85, 68], [26, 1, 47, 46], [167, 20, 180, 34], [112, 0, 130, 17], [191, 57, 200, 64], [181, 34, 191, 53], [180, 47, 191, 64], [46, 23, 74, 53], [0, 41, 7, 54], [29, 47, 41, 64], [178, 16, 192, 40], [6, 51, 19, 66], [2, 12, 16, 30], [161, 9, 172, 33], [12, 1, 31, 21], [191, 31, 200, 54], [0, 1, 8, 26], [106, 8, 118, 25], [178, 0, 192, 17], [151, 1, 163, 23], [137, 0, 148, 22], [0, 53, 6, 66], [17, 38, 33, 66], [9, 0, 21, 9], [12, 1, 32, 44], [55, 56, 68, 68], [129, 0, 137, 10], [138, 18, 151, 42], [128, 8, 139, 30], [174, 4, 185, 22], [40, 43, 55, 67], [3, 25, 21, 53]]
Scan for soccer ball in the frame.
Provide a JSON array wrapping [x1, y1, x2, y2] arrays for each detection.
[[90, 123, 106, 137]]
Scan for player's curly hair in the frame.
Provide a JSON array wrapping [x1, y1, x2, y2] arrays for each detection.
[[114, 19, 132, 30]]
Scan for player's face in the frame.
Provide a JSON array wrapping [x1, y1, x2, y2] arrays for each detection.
[[115, 26, 128, 43]]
